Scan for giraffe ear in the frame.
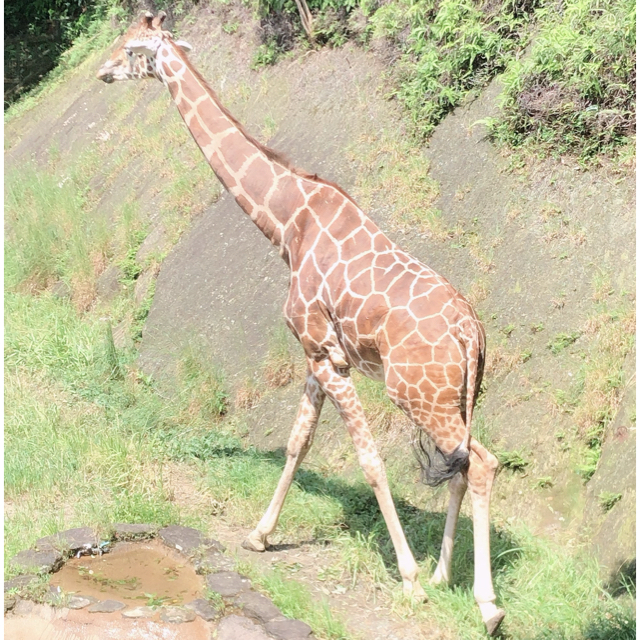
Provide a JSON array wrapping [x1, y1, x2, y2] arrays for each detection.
[[175, 40, 193, 53], [141, 11, 154, 28], [153, 11, 167, 28]]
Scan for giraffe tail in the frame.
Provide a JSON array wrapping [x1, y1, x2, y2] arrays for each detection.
[[412, 320, 484, 487], [463, 320, 486, 452]]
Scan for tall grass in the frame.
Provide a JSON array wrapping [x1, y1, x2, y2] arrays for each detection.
[[5, 165, 110, 303]]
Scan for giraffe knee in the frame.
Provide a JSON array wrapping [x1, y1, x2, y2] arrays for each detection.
[[360, 457, 386, 488]]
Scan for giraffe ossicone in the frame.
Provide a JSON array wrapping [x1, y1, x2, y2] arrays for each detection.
[[97, 13, 505, 635]]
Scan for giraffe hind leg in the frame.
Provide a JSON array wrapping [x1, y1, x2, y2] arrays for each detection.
[[430, 471, 467, 586], [467, 437, 505, 636]]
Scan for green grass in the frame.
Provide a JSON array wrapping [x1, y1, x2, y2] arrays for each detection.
[[237, 561, 352, 639], [5, 164, 110, 303]]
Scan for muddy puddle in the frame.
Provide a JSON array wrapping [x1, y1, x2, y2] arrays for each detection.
[[50, 539, 203, 607]]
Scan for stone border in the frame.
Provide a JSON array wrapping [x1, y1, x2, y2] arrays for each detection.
[[5, 524, 315, 640]]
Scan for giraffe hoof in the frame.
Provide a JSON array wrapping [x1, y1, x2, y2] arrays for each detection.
[[402, 579, 428, 602], [241, 535, 266, 552], [429, 569, 450, 587], [484, 609, 505, 637]]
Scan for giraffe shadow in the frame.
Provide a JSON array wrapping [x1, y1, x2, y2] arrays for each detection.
[[251, 448, 522, 593]]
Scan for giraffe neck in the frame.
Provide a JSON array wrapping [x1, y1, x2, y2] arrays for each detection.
[[155, 42, 291, 249]]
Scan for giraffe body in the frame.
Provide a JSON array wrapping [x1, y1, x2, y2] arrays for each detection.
[[97, 14, 504, 635]]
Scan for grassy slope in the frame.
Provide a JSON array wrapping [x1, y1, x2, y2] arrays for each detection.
[[4, 5, 635, 640]]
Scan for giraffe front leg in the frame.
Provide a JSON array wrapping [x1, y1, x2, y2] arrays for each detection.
[[243, 372, 325, 553], [467, 439, 505, 636], [309, 358, 425, 600]]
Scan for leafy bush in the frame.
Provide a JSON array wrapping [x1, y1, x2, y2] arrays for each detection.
[[372, 0, 537, 138], [493, 0, 636, 157]]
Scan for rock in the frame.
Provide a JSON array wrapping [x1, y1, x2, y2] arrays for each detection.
[[67, 596, 95, 610], [185, 598, 220, 621], [583, 351, 636, 582], [158, 525, 223, 556], [206, 571, 251, 597], [4, 595, 16, 613], [35, 527, 98, 554], [14, 599, 35, 616], [112, 523, 158, 540], [235, 590, 282, 623], [50, 280, 71, 299], [193, 548, 233, 574], [216, 614, 271, 640], [9, 549, 63, 574], [134, 269, 156, 306], [160, 606, 197, 623], [112, 320, 134, 350], [122, 606, 156, 618], [88, 599, 126, 613], [136, 224, 170, 264], [4, 575, 39, 592], [264, 619, 314, 639], [31, 603, 57, 622], [96, 265, 123, 301]]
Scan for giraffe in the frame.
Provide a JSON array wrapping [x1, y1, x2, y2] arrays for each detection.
[[97, 12, 505, 635]]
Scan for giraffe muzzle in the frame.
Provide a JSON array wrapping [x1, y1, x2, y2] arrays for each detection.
[[96, 62, 116, 83]]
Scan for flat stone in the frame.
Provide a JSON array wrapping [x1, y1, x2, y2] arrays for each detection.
[[122, 606, 157, 618], [193, 548, 234, 574], [96, 264, 123, 301], [50, 280, 71, 299], [112, 319, 134, 349], [88, 599, 126, 613], [10, 549, 63, 573], [14, 599, 35, 616], [158, 525, 223, 556], [217, 614, 271, 640], [160, 606, 197, 623], [67, 596, 95, 610], [4, 574, 39, 592], [112, 522, 158, 539], [133, 269, 156, 306], [36, 527, 98, 553], [206, 571, 251, 597], [185, 598, 220, 621], [265, 619, 314, 639], [31, 603, 56, 622], [4, 595, 16, 613], [136, 223, 170, 264], [235, 590, 282, 623]]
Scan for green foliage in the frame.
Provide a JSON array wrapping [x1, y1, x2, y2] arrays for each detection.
[[547, 331, 581, 354], [5, 1, 125, 108], [493, 0, 636, 158], [598, 491, 622, 513], [497, 449, 529, 472], [370, 0, 536, 138]]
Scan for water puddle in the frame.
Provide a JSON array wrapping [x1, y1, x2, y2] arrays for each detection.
[[50, 539, 203, 607]]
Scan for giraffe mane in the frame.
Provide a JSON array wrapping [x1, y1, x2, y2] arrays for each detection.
[[170, 41, 361, 208]]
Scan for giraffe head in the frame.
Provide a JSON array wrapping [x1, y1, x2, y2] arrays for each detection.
[[96, 11, 192, 83]]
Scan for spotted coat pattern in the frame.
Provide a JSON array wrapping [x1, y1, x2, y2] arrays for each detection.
[[97, 14, 505, 634]]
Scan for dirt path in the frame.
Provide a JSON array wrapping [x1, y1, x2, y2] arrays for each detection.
[[213, 522, 444, 640]]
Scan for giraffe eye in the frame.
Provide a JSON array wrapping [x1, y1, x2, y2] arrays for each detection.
[[125, 49, 133, 57]]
